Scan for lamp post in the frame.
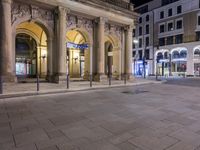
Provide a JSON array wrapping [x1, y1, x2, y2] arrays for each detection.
[[155, 45, 159, 81]]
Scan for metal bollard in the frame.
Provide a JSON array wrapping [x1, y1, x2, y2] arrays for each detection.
[[0, 76, 3, 94], [67, 74, 69, 89], [37, 75, 39, 91], [109, 74, 112, 86], [90, 74, 92, 87]]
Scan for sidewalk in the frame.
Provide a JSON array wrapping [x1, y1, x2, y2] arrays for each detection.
[[0, 78, 162, 99]]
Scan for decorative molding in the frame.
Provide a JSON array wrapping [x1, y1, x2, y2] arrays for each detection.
[[67, 15, 93, 34], [11, 2, 54, 29], [11, 3, 31, 24]]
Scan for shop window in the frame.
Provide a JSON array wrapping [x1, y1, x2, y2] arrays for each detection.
[[167, 36, 173, 45], [160, 24, 165, 33]]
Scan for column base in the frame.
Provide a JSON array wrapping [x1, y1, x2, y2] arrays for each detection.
[[94, 74, 107, 82], [122, 74, 135, 81], [51, 74, 67, 84], [1, 74, 17, 82]]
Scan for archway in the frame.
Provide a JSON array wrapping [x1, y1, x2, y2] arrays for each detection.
[[105, 41, 113, 76], [15, 22, 48, 80], [66, 29, 90, 79], [104, 35, 120, 79]]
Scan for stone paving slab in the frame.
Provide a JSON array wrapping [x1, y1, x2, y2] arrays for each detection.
[[1, 83, 200, 150]]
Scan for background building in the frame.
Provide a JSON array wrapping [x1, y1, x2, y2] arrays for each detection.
[[0, 0, 138, 83], [133, 0, 200, 77]]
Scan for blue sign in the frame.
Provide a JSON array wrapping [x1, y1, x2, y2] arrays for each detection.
[[67, 42, 88, 49]]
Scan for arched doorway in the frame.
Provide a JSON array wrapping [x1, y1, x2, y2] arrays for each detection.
[[15, 22, 48, 80], [66, 29, 90, 79], [104, 35, 120, 79], [105, 41, 113, 76]]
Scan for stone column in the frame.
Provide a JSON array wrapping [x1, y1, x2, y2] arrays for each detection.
[[56, 6, 67, 82], [96, 17, 107, 81], [47, 37, 53, 81], [121, 28, 125, 79], [0, 0, 15, 82], [125, 25, 134, 79]]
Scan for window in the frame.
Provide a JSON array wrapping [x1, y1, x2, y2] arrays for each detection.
[[167, 36, 173, 45], [139, 38, 142, 48], [160, 24, 165, 33], [145, 37, 149, 46], [160, 11, 164, 19], [159, 38, 165, 46], [168, 22, 173, 31], [132, 51, 136, 57], [175, 34, 183, 44], [168, 8, 172, 17], [138, 50, 143, 60], [139, 27, 142, 36], [145, 49, 150, 59], [146, 24, 149, 34], [146, 15, 149, 22], [133, 29, 136, 37], [177, 5, 182, 14], [176, 20, 182, 29], [139, 17, 142, 23], [196, 31, 200, 41], [198, 16, 200, 26]]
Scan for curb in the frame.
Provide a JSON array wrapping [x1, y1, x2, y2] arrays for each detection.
[[0, 81, 162, 99]]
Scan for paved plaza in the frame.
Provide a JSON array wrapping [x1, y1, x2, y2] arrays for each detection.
[[1, 81, 200, 150]]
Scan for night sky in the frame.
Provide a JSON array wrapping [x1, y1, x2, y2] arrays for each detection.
[[131, 0, 153, 7]]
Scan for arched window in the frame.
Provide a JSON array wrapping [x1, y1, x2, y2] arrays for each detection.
[[194, 49, 200, 56], [180, 50, 187, 58], [164, 51, 169, 59], [157, 52, 163, 61], [172, 51, 180, 59]]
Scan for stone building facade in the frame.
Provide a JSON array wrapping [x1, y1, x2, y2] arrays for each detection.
[[0, 0, 137, 82], [134, 0, 200, 77]]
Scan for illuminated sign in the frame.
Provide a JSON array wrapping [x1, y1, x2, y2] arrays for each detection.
[[67, 42, 88, 49]]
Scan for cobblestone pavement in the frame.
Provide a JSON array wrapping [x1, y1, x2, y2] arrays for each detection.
[[1, 83, 200, 150]]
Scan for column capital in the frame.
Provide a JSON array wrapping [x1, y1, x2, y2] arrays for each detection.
[[1, 0, 12, 4], [57, 6, 70, 16], [124, 24, 135, 32], [95, 17, 108, 24]]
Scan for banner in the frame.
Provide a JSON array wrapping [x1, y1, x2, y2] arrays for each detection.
[[67, 42, 88, 49]]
